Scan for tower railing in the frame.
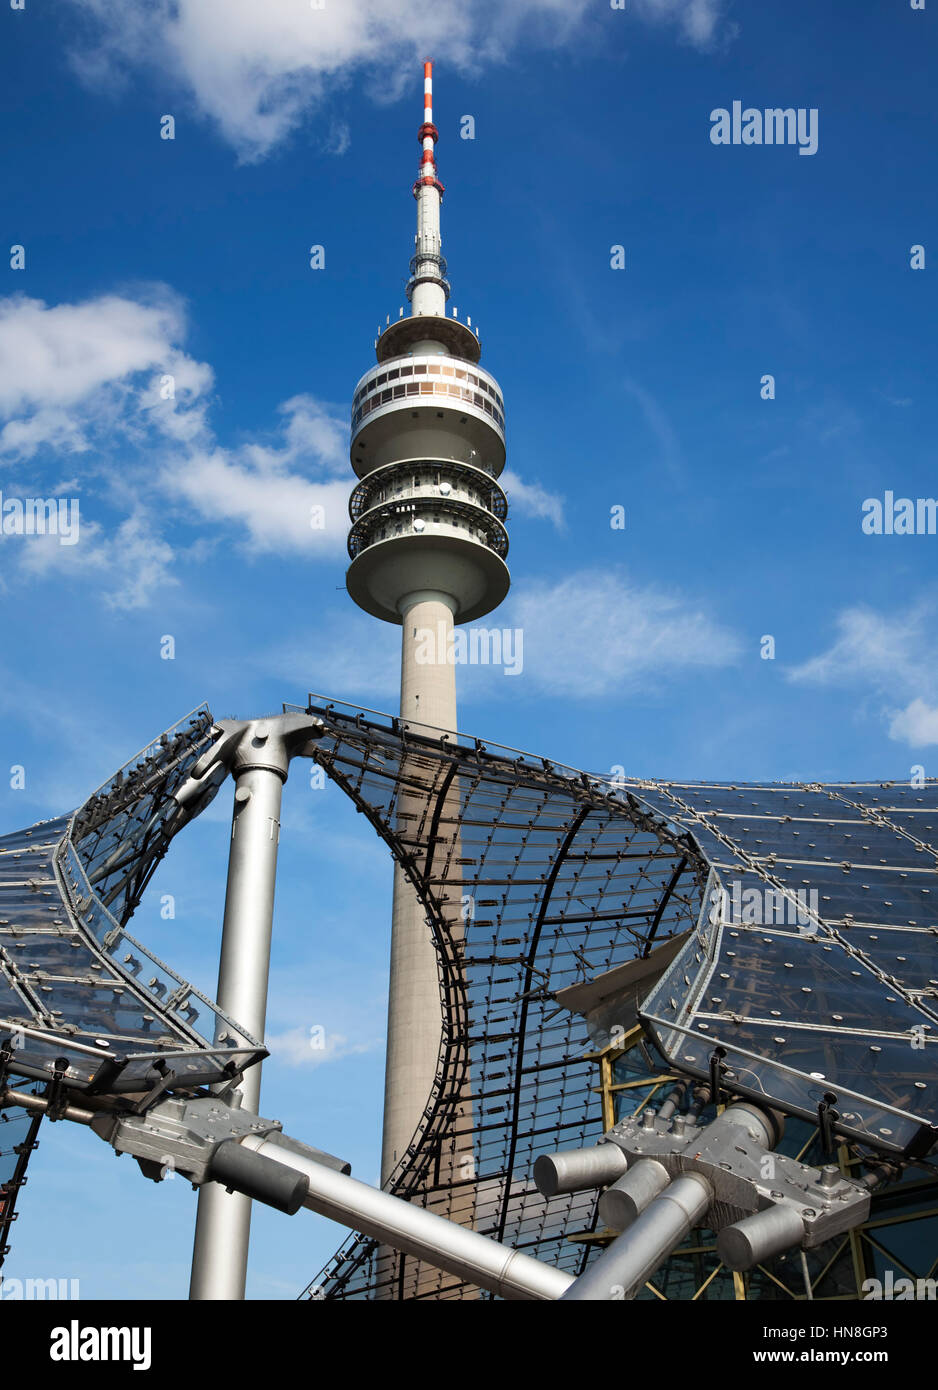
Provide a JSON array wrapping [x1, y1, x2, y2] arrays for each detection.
[[347, 498, 509, 561], [349, 459, 508, 524]]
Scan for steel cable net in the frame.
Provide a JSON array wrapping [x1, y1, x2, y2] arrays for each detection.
[[294, 700, 938, 1300], [293, 699, 705, 1301]]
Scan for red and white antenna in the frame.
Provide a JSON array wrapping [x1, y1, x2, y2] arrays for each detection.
[[414, 58, 444, 200], [408, 58, 448, 317]]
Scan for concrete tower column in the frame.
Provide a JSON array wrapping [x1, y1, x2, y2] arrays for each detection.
[[400, 591, 458, 731], [381, 591, 457, 1186]]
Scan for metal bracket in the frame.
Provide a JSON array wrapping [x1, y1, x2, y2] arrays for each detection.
[[43, 1058, 71, 1123], [131, 1060, 177, 1115], [90, 1094, 285, 1186], [708, 1045, 727, 1107], [817, 1091, 839, 1157], [173, 714, 326, 809], [602, 1103, 868, 1249], [0, 1037, 15, 1091], [902, 1121, 938, 1162]]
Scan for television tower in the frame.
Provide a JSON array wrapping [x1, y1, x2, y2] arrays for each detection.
[[346, 61, 510, 1187]]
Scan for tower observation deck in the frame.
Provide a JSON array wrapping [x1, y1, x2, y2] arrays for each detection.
[[346, 62, 510, 1199], [346, 62, 509, 632]]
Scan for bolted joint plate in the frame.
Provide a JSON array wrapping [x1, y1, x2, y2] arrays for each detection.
[[604, 1109, 869, 1248], [90, 1094, 283, 1186]]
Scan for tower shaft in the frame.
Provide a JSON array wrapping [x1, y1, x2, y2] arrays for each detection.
[[381, 593, 457, 1184]]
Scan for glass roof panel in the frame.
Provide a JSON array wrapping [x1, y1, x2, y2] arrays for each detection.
[[707, 815, 930, 868], [693, 929, 923, 1033], [764, 861, 938, 928], [827, 784, 938, 811]]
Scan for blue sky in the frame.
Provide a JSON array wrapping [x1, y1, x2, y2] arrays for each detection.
[[1, 0, 935, 1298]]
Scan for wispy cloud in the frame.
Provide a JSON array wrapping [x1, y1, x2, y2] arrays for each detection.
[[632, 0, 737, 50], [622, 377, 685, 484], [0, 290, 350, 606], [889, 698, 938, 748], [786, 599, 938, 748], [263, 611, 400, 704], [505, 568, 740, 698], [17, 511, 178, 611], [501, 469, 565, 530], [66, 0, 736, 161], [787, 602, 935, 696], [265, 1025, 381, 1069], [267, 568, 739, 707]]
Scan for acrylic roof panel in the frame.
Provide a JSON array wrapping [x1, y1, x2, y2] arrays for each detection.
[[288, 703, 938, 1298], [623, 781, 938, 1155], [0, 707, 264, 1096]]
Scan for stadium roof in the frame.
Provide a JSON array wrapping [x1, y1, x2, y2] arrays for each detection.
[[293, 697, 938, 1299]]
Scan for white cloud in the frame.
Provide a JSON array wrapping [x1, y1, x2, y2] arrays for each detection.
[[0, 292, 206, 461], [265, 1025, 380, 1068], [13, 512, 178, 610], [65, 0, 588, 160], [787, 603, 937, 697], [787, 601, 938, 748], [501, 469, 565, 530], [889, 699, 938, 748], [162, 395, 350, 557], [66, 0, 734, 161], [632, 0, 736, 49], [0, 409, 89, 459], [166, 448, 349, 556], [0, 289, 573, 611], [506, 569, 741, 697], [0, 291, 188, 415], [0, 291, 352, 601]]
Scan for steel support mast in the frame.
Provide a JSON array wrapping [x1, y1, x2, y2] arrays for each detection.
[[187, 715, 322, 1300]]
